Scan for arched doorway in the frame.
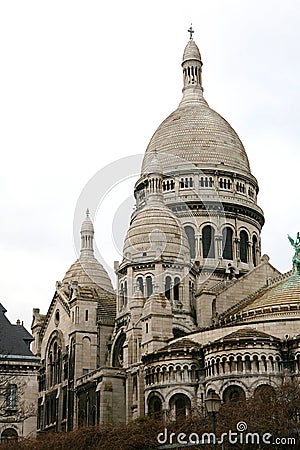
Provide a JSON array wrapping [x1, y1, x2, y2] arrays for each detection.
[[1, 428, 18, 443]]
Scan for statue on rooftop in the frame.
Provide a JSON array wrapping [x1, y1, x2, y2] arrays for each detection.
[[288, 232, 300, 274]]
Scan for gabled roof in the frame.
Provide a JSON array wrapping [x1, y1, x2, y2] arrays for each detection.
[[214, 327, 280, 343], [159, 338, 201, 352], [0, 303, 36, 360]]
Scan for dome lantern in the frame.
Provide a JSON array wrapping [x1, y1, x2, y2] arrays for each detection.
[[181, 26, 204, 105], [146, 152, 164, 207], [80, 208, 94, 257]]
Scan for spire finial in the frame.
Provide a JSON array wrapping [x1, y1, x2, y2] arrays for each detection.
[[188, 24, 194, 40], [86, 208, 90, 218]]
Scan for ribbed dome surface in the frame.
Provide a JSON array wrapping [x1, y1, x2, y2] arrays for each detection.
[[81, 216, 94, 233], [142, 102, 251, 175], [123, 204, 190, 264], [183, 39, 201, 62], [242, 273, 300, 313], [63, 256, 113, 293]]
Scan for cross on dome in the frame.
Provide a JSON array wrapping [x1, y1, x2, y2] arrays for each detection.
[[188, 24, 194, 40]]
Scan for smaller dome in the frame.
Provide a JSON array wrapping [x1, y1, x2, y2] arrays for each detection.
[[62, 210, 113, 293], [122, 203, 190, 266], [63, 255, 113, 293], [183, 39, 201, 63]]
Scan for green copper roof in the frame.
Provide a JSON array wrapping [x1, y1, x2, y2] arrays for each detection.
[[242, 272, 300, 313]]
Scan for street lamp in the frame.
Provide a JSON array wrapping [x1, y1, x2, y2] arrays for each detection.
[[205, 390, 221, 450]]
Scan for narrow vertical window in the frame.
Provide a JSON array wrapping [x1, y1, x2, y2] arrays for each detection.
[[184, 226, 196, 259], [146, 276, 153, 298], [252, 235, 258, 266], [137, 276, 144, 295], [202, 225, 215, 258], [174, 277, 180, 302], [165, 276, 171, 300], [222, 227, 233, 260], [239, 230, 248, 263], [6, 384, 17, 408]]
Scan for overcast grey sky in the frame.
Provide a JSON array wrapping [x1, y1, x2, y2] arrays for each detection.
[[1, 0, 299, 330]]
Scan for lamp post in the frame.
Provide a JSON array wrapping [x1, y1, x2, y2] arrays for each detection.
[[205, 390, 221, 450]]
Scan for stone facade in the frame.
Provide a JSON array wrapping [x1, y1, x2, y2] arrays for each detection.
[[0, 305, 39, 443], [31, 31, 300, 431]]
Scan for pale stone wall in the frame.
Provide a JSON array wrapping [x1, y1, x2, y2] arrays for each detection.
[[0, 364, 38, 440]]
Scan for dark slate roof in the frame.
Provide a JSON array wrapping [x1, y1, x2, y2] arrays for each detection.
[[0, 303, 36, 359]]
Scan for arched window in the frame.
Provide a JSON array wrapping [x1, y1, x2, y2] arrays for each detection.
[[252, 235, 258, 266], [202, 225, 215, 258], [82, 337, 91, 373], [146, 276, 153, 298], [222, 227, 233, 260], [49, 353, 53, 387], [57, 349, 62, 384], [124, 281, 128, 305], [174, 277, 180, 302], [170, 394, 191, 421], [212, 298, 216, 317], [223, 385, 246, 403], [184, 226, 196, 259], [6, 384, 17, 409], [189, 280, 194, 303], [120, 282, 124, 309], [69, 338, 75, 381], [254, 384, 275, 402], [173, 328, 187, 338], [112, 333, 126, 367], [165, 276, 171, 300], [148, 395, 162, 420], [137, 276, 144, 295], [240, 230, 248, 263]]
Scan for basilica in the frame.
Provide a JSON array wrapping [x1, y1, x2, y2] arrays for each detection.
[[28, 30, 300, 433]]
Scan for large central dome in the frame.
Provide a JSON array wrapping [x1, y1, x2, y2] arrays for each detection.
[[142, 102, 251, 175], [141, 37, 251, 176]]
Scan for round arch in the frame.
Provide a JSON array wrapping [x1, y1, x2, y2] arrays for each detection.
[[147, 392, 164, 419], [169, 392, 191, 421], [184, 225, 196, 259], [223, 384, 246, 403], [111, 331, 126, 368], [1, 428, 18, 443], [253, 384, 275, 402], [44, 329, 65, 360]]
